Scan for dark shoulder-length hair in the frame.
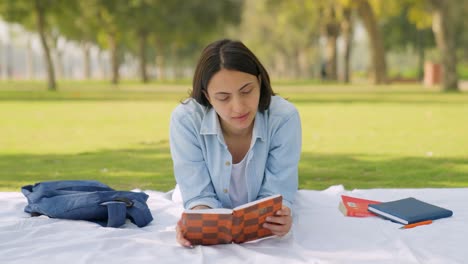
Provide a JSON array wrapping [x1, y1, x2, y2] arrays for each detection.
[[190, 39, 274, 112]]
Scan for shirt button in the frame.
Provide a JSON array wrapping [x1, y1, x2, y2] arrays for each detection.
[[225, 161, 231, 166], [223, 189, 228, 193]]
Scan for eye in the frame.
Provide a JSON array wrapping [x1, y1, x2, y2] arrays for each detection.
[[241, 89, 252, 95], [216, 95, 229, 101]]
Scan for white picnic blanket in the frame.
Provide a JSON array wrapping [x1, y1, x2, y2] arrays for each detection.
[[1, 185, 466, 264]]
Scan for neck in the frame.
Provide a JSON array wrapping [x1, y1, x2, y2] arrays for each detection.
[[220, 119, 254, 139]]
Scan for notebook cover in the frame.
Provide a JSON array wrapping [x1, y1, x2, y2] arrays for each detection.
[[368, 197, 453, 224]]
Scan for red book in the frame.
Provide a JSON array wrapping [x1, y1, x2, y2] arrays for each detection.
[[180, 195, 282, 245], [339, 195, 381, 217]]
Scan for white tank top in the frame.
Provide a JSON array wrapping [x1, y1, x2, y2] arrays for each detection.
[[229, 153, 249, 208]]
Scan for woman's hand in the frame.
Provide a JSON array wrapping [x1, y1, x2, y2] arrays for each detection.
[[176, 219, 193, 248], [263, 205, 292, 237], [176, 205, 211, 247]]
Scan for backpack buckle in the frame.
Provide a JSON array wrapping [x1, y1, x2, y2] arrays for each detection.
[[113, 197, 134, 207], [100, 197, 134, 208]]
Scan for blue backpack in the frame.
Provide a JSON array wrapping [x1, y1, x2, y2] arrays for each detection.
[[22, 180, 153, 228]]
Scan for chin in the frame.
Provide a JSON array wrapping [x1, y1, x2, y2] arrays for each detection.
[[236, 118, 254, 130]]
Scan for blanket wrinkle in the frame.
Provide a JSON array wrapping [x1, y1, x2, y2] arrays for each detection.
[[0, 185, 466, 264]]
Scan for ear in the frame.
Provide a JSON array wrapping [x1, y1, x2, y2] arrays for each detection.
[[202, 89, 211, 104]]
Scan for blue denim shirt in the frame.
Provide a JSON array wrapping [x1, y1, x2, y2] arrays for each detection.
[[169, 96, 301, 209]]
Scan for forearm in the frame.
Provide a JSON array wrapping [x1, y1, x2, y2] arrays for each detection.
[[190, 205, 211, 210]]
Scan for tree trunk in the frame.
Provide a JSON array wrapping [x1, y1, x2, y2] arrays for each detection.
[[416, 30, 425, 81], [273, 53, 286, 79], [297, 48, 309, 79], [464, 48, 468, 62], [324, 7, 339, 81], [154, 39, 164, 80], [325, 34, 338, 80], [108, 33, 119, 85], [54, 47, 64, 80], [155, 55, 165, 80], [0, 42, 4, 79], [138, 31, 149, 83], [82, 42, 91, 80], [341, 7, 353, 83], [430, 0, 459, 91], [3, 24, 13, 80], [98, 49, 108, 79], [35, 0, 56, 90], [170, 45, 180, 80], [2, 41, 13, 80], [356, 0, 387, 84], [290, 49, 300, 79], [26, 35, 34, 79]]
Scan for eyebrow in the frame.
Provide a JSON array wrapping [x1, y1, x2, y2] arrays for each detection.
[[214, 82, 253, 95]]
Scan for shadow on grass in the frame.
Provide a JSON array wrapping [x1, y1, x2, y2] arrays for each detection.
[[1, 90, 468, 105], [288, 93, 468, 105], [0, 90, 186, 102], [299, 152, 468, 190], [0, 140, 175, 192], [1, 141, 467, 192]]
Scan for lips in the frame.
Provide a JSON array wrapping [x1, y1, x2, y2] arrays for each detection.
[[233, 113, 249, 120]]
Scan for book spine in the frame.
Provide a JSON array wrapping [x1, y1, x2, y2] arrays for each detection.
[[231, 214, 243, 243]]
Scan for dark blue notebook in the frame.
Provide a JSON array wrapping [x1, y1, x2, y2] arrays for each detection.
[[367, 197, 453, 224]]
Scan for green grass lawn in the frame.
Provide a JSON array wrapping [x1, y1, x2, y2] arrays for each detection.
[[1, 80, 468, 191]]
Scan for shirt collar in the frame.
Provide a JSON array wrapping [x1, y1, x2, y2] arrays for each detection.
[[200, 107, 266, 142]]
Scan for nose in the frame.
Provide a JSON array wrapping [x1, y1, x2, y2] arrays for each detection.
[[231, 95, 244, 113]]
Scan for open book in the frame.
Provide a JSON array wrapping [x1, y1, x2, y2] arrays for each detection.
[[180, 194, 282, 245]]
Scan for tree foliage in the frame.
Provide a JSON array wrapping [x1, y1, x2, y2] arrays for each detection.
[[0, 0, 59, 90], [0, 0, 466, 89], [236, 0, 320, 79]]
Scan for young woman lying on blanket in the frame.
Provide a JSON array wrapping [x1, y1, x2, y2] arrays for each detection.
[[169, 39, 302, 247]]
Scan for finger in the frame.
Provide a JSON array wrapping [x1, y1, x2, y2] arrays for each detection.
[[176, 230, 193, 248], [275, 206, 291, 216], [277, 206, 291, 215], [266, 215, 287, 225], [176, 220, 193, 248], [263, 222, 283, 232], [263, 222, 288, 236], [179, 237, 193, 248]]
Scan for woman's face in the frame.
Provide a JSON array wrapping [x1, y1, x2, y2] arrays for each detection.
[[205, 69, 261, 136]]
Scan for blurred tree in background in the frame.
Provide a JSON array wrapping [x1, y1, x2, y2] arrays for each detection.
[[428, 0, 459, 91], [0, 0, 61, 90], [236, 0, 320, 80], [0, 0, 466, 91], [381, 1, 434, 81]]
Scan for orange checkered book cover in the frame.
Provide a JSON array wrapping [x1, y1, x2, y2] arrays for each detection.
[[180, 194, 282, 245]]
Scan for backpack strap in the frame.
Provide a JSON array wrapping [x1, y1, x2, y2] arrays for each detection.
[[126, 200, 153, 227], [100, 198, 153, 228], [100, 201, 128, 227]]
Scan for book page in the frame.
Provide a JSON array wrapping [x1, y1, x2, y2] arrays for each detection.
[[233, 194, 282, 210], [183, 208, 233, 214]]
